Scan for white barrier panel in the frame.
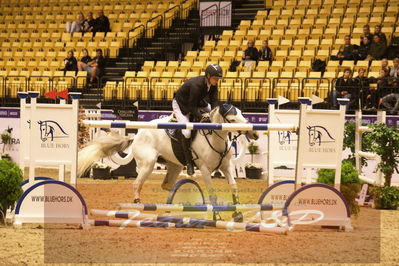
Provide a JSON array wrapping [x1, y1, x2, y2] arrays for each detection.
[[267, 99, 300, 184], [355, 110, 385, 187], [295, 98, 348, 186], [19, 92, 80, 185], [14, 180, 88, 226]]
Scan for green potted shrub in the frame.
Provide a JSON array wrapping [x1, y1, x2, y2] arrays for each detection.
[[363, 123, 399, 187], [370, 186, 399, 210], [361, 123, 399, 209], [245, 141, 263, 179], [0, 159, 23, 225], [92, 161, 111, 180], [317, 160, 362, 216], [0, 128, 12, 160]]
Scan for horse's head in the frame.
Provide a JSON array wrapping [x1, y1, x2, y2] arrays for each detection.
[[211, 103, 259, 140]]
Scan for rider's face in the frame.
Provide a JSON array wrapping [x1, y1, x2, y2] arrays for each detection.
[[209, 76, 219, 86]]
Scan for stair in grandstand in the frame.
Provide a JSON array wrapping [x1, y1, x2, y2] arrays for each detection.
[[232, 0, 266, 28], [106, 8, 200, 78]]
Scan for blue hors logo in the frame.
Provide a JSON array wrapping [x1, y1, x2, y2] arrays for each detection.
[[38, 120, 68, 142], [307, 125, 335, 146]]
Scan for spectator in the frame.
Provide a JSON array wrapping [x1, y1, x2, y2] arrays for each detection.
[[242, 39, 258, 71], [334, 35, 358, 61], [390, 58, 399, 77], [258, 40, 272, 62], [66, 13, 85, 33], [357, 36, 371, 60], [77, 48, 92, 72], [367, 35, 386, 60], [381, 58, 391, 73], [377, 68, 392, 98], [61, 50, 78, 73], [83, 12, 96, 33], [85, 49, 105, 83], [374, 24, 387, 46], [354, 68, 370, 109], [361, 24, 373, 42], [94, 10, 110, 34], [381, 68, 399, 114], [330, 68, 356, 109]]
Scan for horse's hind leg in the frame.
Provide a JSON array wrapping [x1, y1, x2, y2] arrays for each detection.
[[161, 162, 183, 191], [132, 151, 157, 203]]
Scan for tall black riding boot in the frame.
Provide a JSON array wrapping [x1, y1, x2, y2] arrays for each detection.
[[181, 137, 194, 176]]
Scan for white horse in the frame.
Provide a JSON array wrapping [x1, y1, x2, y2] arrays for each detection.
[[78, 103, 258, 209]]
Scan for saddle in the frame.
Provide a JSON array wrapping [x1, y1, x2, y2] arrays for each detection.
[[165, 113, 198, 165]]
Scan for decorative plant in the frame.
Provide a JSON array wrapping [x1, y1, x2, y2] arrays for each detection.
[[1, 128, 12, 156], [246, 141, 262, 169], [0, 159, 23, 225], [363, 123, 399, 187], [370, 186, 399, 210], [317, 160, 362, 216]]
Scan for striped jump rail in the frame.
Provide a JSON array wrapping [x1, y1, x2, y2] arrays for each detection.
[[117, 203, 283, 212], [90, 209, 289, 234], [89, 219, 204, 229], [81, 120, 297, 132]]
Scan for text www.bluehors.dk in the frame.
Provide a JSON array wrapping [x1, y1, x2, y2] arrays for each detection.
[[31, 196, 73, 202]]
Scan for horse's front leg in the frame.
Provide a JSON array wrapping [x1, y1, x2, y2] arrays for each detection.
[[198, 164, 222, 220], [220, 160, 243, 222]]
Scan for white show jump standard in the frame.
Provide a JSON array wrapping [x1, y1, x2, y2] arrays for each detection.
[[117, 203, 282, 212], [90, 209, 289, 233], [81, 120, 297, 132]]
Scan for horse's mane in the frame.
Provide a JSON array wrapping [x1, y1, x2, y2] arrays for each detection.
[[209, 106, 223, 124]]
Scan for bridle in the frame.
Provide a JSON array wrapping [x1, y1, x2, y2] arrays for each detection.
[[196, 105, 243, 172]]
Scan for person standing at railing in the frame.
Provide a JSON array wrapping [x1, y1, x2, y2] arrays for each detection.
[[172, 64, 222, 176], [330, 68, 356, 109], [354, 68, 371, 109], [381, 68, 399, 115]]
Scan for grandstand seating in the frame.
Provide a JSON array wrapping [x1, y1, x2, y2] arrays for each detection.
[[0, 0, 398, 104], [117, 0, 398, 102], [0, 0, 192, 98]]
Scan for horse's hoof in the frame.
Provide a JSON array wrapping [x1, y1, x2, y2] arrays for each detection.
[[213, 211, 223, 221], [232, 211, 244, 223], [133, 198, 141, 203], [161, 183, 173, 191]]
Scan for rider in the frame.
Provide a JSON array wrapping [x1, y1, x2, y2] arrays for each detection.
[[172, 64, 223, 176]]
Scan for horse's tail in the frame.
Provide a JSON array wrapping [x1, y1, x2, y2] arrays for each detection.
[[77, 132, 133, 177]]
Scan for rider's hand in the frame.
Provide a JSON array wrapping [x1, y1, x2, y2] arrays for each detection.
[[200, 113, 210, 122]]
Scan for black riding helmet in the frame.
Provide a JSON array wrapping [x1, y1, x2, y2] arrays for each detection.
[[205, 64, 223, 78]]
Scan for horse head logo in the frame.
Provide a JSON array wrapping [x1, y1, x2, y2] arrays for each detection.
[[307, 125, 335, 146], [278, 131, 292, 145], [38, 120, 68, 142]]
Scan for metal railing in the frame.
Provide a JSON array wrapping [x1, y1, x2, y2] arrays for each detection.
[[124, 0, 197, 70], [200, 1, 231, 27], [0, 75, 369, 111]]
